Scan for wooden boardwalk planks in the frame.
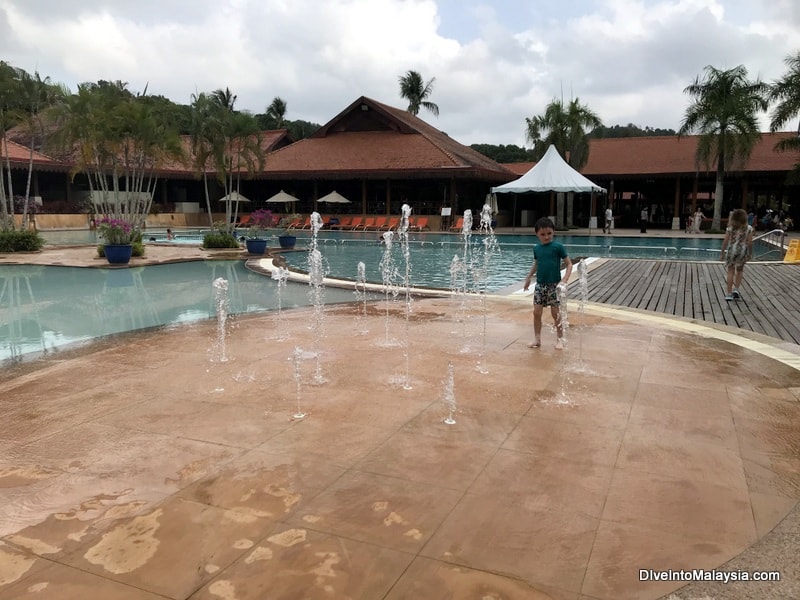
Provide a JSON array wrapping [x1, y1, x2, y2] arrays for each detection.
[[570, 259, 800, 345]]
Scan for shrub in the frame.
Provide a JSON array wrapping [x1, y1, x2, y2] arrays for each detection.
[[203, 231, 240, 249], [0, 229, 45, 252]]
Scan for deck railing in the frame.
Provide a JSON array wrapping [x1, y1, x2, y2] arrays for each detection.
[[752, 228, 786, 261]]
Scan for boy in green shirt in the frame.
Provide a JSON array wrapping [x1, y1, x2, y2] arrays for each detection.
[[523, 217, 573, 350]]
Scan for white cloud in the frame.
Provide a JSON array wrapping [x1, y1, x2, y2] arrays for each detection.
[[0, 0, 796, 147]]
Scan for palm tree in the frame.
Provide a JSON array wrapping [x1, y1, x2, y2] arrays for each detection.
[[211, 87, 237, 112], [525, 97, 602, 168], [52, 81, 182, 230], [398, 70, 439, 117], [769, 51, 800, 161], [189, 91, 218, 228], [678, 65, 769, 230], [0, 61, 20, 229], [265, 96, 287, 129], [17, 68, 63, 229], [206, 87, 264, 230]]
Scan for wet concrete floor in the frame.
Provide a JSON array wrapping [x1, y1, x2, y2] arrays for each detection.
[[1, 289, 799, 599]]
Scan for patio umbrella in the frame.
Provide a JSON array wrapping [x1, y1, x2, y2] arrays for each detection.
[[265, 190, 300, 204], [218, 191, 250, 203], [318, 190, 351, 204]]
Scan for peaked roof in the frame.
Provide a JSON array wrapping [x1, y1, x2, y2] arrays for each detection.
[[263, 96, 513, 180], [0, 138, 68, 172], [493, 145, 606, 193]]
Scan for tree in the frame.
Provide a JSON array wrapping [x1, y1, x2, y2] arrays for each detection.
[[0, 61, 20, 229], [264, 96, 287, 129], [590, 123, 677, 138], [525, 97, 602, 168], [189, 91, 218, 228], [207, 88, 264, 232], [17, 68, 64, 228], [769, 51, 800, 162], [470, 143, 535, 163], [286, 119, 320, 140], [678, 65, 769, 230], [52, 81, 184, 230], [398, 70, 439, 117]]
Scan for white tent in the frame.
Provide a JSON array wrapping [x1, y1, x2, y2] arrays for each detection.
[[492, 144, 606, 194], [265, 190, 300, 204], [492, 144, 605, 228], [317, 190, 351, 204]]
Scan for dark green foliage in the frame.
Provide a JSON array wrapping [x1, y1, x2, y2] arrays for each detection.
[[203, 231, 240, 248], [470, 144, 535, 163], [589, 124, 677, 138], [0, 229, 45, 252], [286, 119, 320, 140]]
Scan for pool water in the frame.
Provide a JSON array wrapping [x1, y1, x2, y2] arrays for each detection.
[[279, 232, 725, 292], [0, 260, 360, 363]]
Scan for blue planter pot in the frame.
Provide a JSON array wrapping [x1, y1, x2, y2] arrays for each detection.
[[245, 238, 269, 255], [104, 244, 133, 265], [278, 235, 296, 249]]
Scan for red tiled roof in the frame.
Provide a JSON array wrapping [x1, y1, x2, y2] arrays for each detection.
[[3, 127, 293, 178], [503, 133, 798, 178], [119, 130, 294, 178], [264, 96, 513, 180], [505, 162, 536, 176], [583, 133, 797, 176], [0, 139, 68, 172]]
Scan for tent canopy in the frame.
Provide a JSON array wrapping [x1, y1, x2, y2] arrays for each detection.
[[492, 145, 606, 194], [318, 190, 351, 204], [265, 190, 300, 203]]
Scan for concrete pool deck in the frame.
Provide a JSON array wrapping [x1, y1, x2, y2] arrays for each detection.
[[0, 241, 799, 599]]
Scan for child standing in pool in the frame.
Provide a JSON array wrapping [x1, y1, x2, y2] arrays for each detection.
[[720, 208, 753, 301], [523, 217, 573, 350]]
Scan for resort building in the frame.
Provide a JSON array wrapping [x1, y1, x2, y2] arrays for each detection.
[[3, 96, 798, 231]]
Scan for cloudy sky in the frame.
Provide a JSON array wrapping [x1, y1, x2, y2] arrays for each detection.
[[1, 0, 797, 147]]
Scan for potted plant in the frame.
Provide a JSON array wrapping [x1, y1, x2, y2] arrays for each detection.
[[97, 217, 137, 264], [278, 213, 301, 249], [244, 208, 273, 255]]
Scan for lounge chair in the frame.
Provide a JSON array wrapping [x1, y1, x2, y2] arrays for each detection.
[[300, 216, 312, 230], [238, 215, 252, 226], [449, 216, 464, 232], [349, 216, 363, 230], [384, 217, 399, 231], [360, 217, 376, 230], [330, 215, 353, 230], [410, 216, 429, 231], [367, 216, 387, 231]]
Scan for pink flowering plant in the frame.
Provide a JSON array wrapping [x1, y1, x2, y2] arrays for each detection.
[[247, 208, 274, 239], [97, 217, 136, 245]]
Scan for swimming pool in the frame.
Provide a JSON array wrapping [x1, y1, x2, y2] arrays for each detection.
[[278, 232, 725, 292], [0, 260, 361, 364]]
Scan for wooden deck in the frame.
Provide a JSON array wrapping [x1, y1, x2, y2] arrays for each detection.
[[570, 260, 800, 345]]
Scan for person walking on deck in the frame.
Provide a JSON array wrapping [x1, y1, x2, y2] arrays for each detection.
[[720, 208, 754, 302]]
